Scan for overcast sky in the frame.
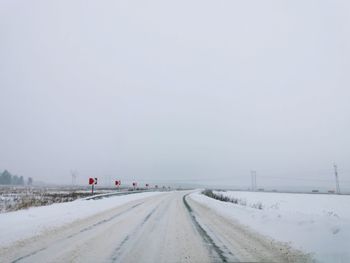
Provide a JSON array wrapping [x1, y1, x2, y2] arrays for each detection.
[[1, 0, 349, 189]]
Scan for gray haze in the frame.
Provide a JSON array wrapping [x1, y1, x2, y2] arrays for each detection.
[[1, 0, 349, 190]]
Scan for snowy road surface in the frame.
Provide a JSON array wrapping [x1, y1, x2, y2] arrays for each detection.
[[0, 191, 311, 263]]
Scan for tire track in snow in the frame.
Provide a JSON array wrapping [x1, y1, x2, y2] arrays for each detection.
[[11, 247, 47, 263], [110, 203, 161, 262], [66, 202, 144, 238], [10, 202, 145, 263], [183, 194, 237, 263]]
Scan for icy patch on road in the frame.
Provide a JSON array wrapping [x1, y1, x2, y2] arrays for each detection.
[[191, 191, 350, 263], [0, 191, 165, 247]]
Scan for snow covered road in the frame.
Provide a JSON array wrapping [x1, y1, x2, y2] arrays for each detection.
[[0, 191, 311, 263]]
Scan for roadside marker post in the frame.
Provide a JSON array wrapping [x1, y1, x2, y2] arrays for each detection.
[[115, 180, 121, 189], [132, 182, 137, 190], [89, 177, 98, 194]]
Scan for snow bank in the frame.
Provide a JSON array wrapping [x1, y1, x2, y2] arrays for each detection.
[[190, 191, 350, 263], [0, 191, 164, 247]]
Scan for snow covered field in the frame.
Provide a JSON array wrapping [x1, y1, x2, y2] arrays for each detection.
[[0, 191, 164, 247], [0, 186, 123, 213], [191, 190, 350, 263]]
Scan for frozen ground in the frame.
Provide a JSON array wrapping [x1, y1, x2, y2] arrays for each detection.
[[191, 190, 350, 263]]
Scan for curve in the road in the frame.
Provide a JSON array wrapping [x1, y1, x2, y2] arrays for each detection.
[[1, 191, 312, 263]]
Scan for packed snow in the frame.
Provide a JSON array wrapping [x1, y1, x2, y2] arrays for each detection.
[[191, 190, 350, 263], [0, 191, 165, 247]]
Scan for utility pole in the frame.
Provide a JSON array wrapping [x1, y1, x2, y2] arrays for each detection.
[[71, 170, 77, 186], [333, 163, 340, 194], [251, 170, 257, 191]]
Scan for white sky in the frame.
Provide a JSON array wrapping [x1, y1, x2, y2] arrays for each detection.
[[0, 0, 349, 189]]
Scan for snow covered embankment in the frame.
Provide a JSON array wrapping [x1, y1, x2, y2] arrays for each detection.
[[191, 191, 350, 263], [0, 191, 164, 247]]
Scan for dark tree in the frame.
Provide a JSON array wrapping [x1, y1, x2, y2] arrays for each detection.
[[0, 170, 12, 185], [27, 177, 33, 185], [19, 176, 24, 185]]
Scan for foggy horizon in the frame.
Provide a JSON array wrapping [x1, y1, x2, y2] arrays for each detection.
[[1, 0, 349, 190]]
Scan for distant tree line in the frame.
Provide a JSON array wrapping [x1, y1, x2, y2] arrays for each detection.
[[0, 170, 33, 185]]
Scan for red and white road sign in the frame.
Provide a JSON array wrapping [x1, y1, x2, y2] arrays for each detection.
[[89, 178, 98, 185], [115, 180, 121, 186]]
